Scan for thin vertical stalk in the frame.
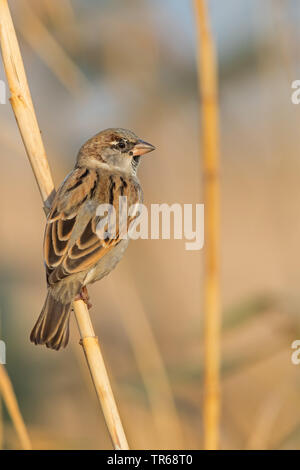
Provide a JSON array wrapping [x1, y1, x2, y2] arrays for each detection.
[[0, 365, 32, 449], [0, 0, 128, 450], [193, 0, 221, 450]]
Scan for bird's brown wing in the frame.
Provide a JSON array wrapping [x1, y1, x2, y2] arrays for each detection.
[[44, 167, 142, 286]]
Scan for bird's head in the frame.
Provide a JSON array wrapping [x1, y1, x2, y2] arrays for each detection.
[[77, 128, 155, 175]]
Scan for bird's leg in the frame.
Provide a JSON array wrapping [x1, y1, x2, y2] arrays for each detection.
[[75, 286, 92, 309]]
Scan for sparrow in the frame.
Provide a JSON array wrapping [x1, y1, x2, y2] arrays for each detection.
[[30, 128, 155, 350]]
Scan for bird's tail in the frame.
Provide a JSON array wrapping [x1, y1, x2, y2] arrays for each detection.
[[30, 290, 72, 350]]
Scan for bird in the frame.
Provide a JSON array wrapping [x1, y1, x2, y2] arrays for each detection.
[[30, 128, 155, 350]]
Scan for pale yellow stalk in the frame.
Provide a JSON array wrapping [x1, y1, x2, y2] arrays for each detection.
[[0, 365, 31, 449], [193, 0, 221, 450]]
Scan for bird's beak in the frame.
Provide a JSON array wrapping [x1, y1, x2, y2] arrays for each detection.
[[132, 139, 156, 156]]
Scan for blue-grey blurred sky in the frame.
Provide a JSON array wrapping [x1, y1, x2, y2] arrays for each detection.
[[147, 0, 272, 59], [148, 0, 300, 64]]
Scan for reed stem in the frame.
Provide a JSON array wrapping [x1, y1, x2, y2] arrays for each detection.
[[0, 365, 32, 449], [193, 0, 221, 450]]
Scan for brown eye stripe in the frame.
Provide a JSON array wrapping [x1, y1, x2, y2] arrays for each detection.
[[110, 137, 136, 153], [119, 140, 135, 153]]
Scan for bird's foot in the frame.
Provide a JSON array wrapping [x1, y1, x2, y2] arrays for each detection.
[[75, 286, 92, 309]]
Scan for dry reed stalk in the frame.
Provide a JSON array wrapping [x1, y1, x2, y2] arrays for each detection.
[[0, 0, 129, 450], [18, 2, 89, 96], [0, 365, 32, 449], [193, 0, 221, 450]]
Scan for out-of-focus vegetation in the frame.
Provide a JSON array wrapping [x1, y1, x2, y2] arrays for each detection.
[[1, 0, 300, 449]]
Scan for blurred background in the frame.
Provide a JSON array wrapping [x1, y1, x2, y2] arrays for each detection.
[[1, 0, 300, 450]]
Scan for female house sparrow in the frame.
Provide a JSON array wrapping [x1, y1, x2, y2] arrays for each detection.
[[30, 128, 155, 350]]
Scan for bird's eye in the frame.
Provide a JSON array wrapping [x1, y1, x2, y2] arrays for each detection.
[[117, 139, 126, 150]]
